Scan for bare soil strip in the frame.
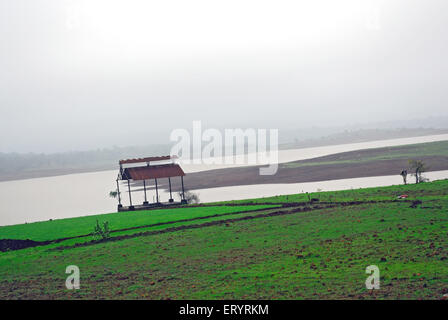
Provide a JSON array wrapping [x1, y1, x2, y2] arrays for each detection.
[[0, 239, 51, 251]]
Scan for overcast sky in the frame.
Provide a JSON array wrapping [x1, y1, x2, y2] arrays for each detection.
[[1, 0, 447, 153]]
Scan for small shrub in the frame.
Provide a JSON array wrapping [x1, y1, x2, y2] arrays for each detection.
[[179, 191, 200, 204], [93, 220, 110, 241], [109, 190, 120, 198]]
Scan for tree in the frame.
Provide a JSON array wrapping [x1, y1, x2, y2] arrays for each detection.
[[179, 190, 200, 204], [408, 160, 428, 184], [400, 169, 408, 185]]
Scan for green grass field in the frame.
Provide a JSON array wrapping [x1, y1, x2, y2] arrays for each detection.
[[0, 205, 278, 242], [0, 180, 447, 299]]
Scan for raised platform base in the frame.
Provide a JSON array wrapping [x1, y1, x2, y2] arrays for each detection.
[[118, 201, 187, 212]]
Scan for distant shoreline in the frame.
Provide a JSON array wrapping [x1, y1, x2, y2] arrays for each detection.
[[1, 130, 448, 183], [0, 165, 115, 183]]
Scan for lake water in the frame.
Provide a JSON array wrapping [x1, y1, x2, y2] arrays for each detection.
[[1, 134, 448, 226]]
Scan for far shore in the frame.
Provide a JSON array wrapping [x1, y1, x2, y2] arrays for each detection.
[[144, 140, 448, 192], [1, 132, 448, 183]]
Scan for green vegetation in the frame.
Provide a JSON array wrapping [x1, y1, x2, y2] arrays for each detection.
[[93, 220, 110, 241], [0, 205, 277, 241], [0, 180, 447, 299]]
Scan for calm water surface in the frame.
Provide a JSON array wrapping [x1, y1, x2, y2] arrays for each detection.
[[1, 134, 447, 226]]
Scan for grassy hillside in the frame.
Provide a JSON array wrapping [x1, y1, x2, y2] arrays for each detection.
[[0, 180, 447, 299], [0, 205, 278, 242]]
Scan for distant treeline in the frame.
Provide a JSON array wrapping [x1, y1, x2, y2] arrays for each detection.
[[280, 128, 448, 150], [0, 144, 171, 181]]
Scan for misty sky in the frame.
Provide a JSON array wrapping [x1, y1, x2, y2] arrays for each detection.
[[1, 0, 447, 153]]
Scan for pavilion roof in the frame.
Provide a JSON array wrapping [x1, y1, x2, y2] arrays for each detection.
[[119, 155, 177, 165], [121, 163, 185, 180]]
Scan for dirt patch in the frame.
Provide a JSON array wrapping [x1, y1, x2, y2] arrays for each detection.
[[410, 200, 423, 208], [0, 239, 50, 252]]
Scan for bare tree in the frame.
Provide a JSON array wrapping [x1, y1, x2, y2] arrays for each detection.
[[408, 160, 428, 184]]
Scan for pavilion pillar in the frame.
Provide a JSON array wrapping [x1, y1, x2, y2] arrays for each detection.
[[181, 175, 187, 204], [127, 179, 134, 210], [155, 178, 159, 203], [168, 177, 174, 202], [143, 180, 148, 205], [116, 179, 122, 210]]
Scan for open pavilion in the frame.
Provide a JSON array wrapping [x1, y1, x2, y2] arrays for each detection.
[[116, 155, 187, 211]]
